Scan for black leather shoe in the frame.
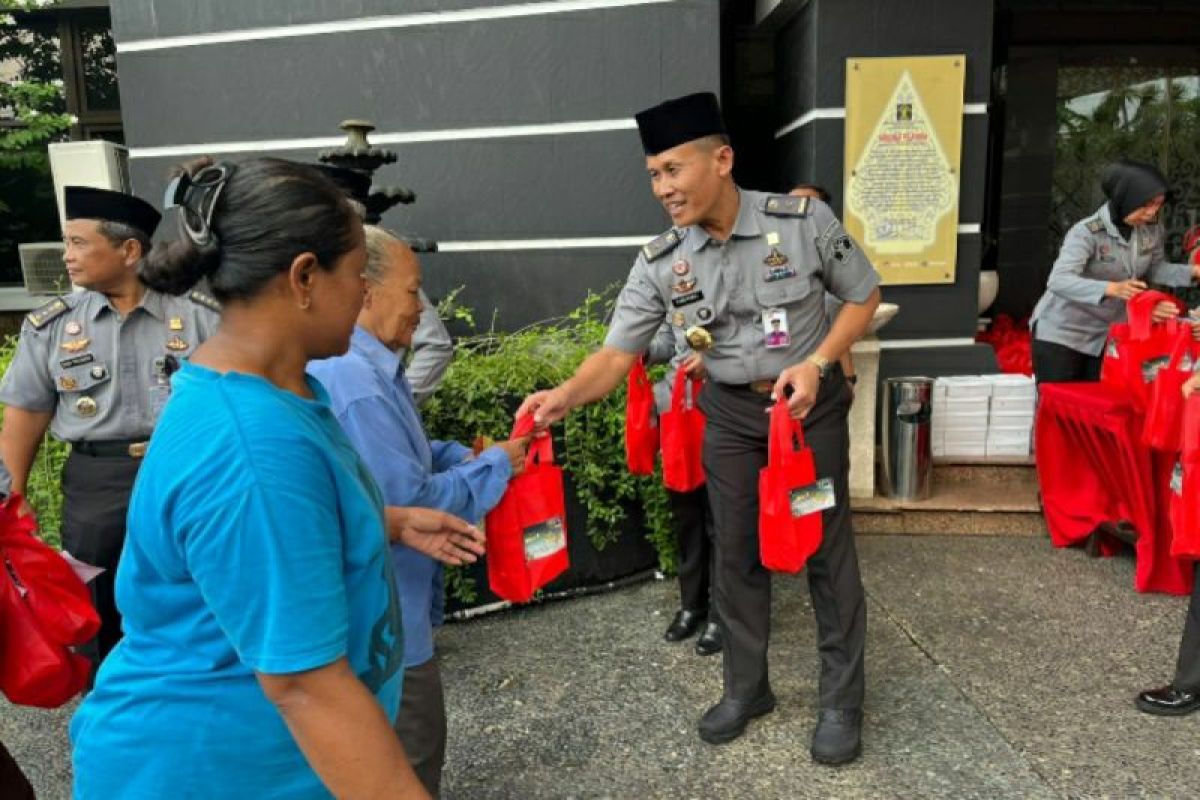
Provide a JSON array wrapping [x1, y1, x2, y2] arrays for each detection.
[[697, 691, 776, 745], [810, 709, 862, 765], [694, 622, 723, 656], [1136, 685, 1200, 716], [664, 609, 705, 642]]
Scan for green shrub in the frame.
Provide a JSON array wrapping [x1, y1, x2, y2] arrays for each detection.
[[0, 333, 69, 548], [422, 287, 677, 603]]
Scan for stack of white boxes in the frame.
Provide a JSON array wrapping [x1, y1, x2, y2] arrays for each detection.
[[931, 375, 1037, 459], [986, 375, 1037, 457], [932, 377, 992, 458]]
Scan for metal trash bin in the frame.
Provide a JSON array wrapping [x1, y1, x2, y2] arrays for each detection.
[[881, 377, 934, 500]]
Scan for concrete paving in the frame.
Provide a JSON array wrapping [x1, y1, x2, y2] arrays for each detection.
[[3, 535, 1198, 799]]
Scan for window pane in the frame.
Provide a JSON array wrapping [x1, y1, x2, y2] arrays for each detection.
[[79, 18, 118, 112], [0, 18, 65, 120]]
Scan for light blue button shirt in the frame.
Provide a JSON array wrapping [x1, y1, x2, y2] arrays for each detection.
[[309, 326, 511, 667]]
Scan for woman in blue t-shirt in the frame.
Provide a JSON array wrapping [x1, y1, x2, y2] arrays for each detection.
[[70, 158, 485, 800]]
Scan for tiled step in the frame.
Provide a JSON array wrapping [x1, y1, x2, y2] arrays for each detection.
[[853, 462, 1046, 536]]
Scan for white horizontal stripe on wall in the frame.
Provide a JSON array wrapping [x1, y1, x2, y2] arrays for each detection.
[[957, 223, 981, 234], [116, 0, 681, 53], [879, 337, 978, 350], [437, 236, 653, 252], [774, 101, 989, 139], [128, 118, 637, 159]]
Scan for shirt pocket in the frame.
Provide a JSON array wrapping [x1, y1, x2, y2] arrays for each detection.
[[52, 362, 112, 414]]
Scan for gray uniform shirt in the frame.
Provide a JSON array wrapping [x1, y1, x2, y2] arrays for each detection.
[[396, 288, 453, 405], [605, 189, 880, 384], [1031, 203, 1194, 356], [0, 288, 221, 442]]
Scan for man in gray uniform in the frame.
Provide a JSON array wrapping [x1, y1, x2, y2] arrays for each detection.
[[518, 92, 880, 763], [0, 186, 220, 677]]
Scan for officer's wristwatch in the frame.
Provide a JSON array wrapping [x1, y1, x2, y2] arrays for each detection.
[[805, 353, 832, 379]]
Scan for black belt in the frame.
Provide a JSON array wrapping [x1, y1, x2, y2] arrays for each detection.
[[721, 364, 845, 396], [72, 439, 149, 459]]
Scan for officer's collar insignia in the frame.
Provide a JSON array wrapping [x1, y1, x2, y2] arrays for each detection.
[[762, 195, 811, 218], [169, 317, 184, 331], [642, 229, 682, 262], [26, 297, 69, 330], [1086, 218, 1105, 234], [764, 248, 789, 267]]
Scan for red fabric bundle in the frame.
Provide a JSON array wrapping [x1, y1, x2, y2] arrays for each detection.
[[484, 415, 570, 603], [1142, 325, 1199, 451], [0, 494, 98, 708], [660, 370, 706, 492], [975, 315, 1033, 376], [758, 399, 824, 573], [624, 358, 658, 475]]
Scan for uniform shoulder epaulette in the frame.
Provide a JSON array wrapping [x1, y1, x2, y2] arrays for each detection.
[[187, 289, 222, 313], [762, 194, 811, 218], [1085, 218, 1105, 234], [641, 229, 682, 262], [24, 296, 70, 330]]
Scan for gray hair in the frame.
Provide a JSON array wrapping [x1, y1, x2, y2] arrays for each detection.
[[97, 220, 152, 257], [363, 225, 405, 283]]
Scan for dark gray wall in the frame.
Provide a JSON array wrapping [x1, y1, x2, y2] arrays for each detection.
[[110, 0, 720, 329], [772, 0, 995, 344]]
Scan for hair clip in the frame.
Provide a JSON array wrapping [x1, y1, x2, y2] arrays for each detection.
[[163, 162, 237, 246]]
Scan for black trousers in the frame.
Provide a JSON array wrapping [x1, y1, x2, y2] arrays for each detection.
[[666, 485, 715, 614], [699, 374, 865, 708], [1031, 336, 1102, 385], [394, 655, 447, 799], [61, 450, 141, 675], [1173, 573, 1200, 691]]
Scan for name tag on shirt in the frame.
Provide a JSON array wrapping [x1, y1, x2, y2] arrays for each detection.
[[671, 290, 704, 308]]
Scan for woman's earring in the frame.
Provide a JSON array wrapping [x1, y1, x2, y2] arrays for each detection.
[[300, 294, 312, 311]]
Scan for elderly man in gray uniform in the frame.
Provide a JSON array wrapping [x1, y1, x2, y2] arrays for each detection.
[[519, 92, 880, 763], [0, 186, 220, 678]]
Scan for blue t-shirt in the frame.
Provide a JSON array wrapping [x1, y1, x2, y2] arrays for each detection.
[[70, 362, 404, 800]]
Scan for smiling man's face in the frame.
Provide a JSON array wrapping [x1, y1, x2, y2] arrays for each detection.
[[645, 137, 733, 228]]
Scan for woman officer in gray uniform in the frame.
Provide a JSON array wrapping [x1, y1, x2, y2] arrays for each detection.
[[1030, 160, 1200, 384]]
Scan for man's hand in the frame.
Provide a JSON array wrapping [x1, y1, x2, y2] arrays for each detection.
[[1185, 373, 1200, 399], [772, 361, 821, 420], [681, 352, 707, 380], [516, 387, 571, 432], [493, 436, 531, 476], [1106, 279, 1147, 300], [1152, 300, 1180, 324], [384, 507, 486, 566]]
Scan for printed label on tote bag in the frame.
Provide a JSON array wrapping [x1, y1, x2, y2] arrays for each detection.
[[523, 517, 567, 561], [790, 478, 836, 517]]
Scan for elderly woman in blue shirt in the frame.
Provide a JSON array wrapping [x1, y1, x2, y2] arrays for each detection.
[[309, 226, 526, 797]]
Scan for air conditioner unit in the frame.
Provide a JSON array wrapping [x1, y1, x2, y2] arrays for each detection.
[[18, 243, 70, 296], [48, 140, 132, 227]]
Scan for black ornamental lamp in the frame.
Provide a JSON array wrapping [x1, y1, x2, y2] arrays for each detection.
[[318, 119, 437, 253]]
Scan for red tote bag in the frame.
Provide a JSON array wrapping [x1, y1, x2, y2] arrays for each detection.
[[0, 494, 98, 708], [1103, 292, 1186, 412], [1171, 396, 1200, 559], [624, 358, 658, 475], [1143, 325, 1199, 451], [484, 415, 570, 603], [660, 370, 706, 492], [758, 399, 825, 574]]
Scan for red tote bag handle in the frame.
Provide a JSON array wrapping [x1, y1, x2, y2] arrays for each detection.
[[510, 413, 552, 469], [768, 398, 806, 468], [1128, 290, 1184, 341], [669, 368, 702, 412]]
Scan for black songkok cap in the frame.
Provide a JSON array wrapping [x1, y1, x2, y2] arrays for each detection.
[[64, 186, 162, 237], [635, 92, 727, 156], [310, 163, 372, 206]]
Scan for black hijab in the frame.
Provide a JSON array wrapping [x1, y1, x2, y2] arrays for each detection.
[[1100, 159, 1169, 240]]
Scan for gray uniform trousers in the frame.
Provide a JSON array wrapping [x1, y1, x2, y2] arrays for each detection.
[[699, 370, 865, 709], [1173, 574, 1200, 691]]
